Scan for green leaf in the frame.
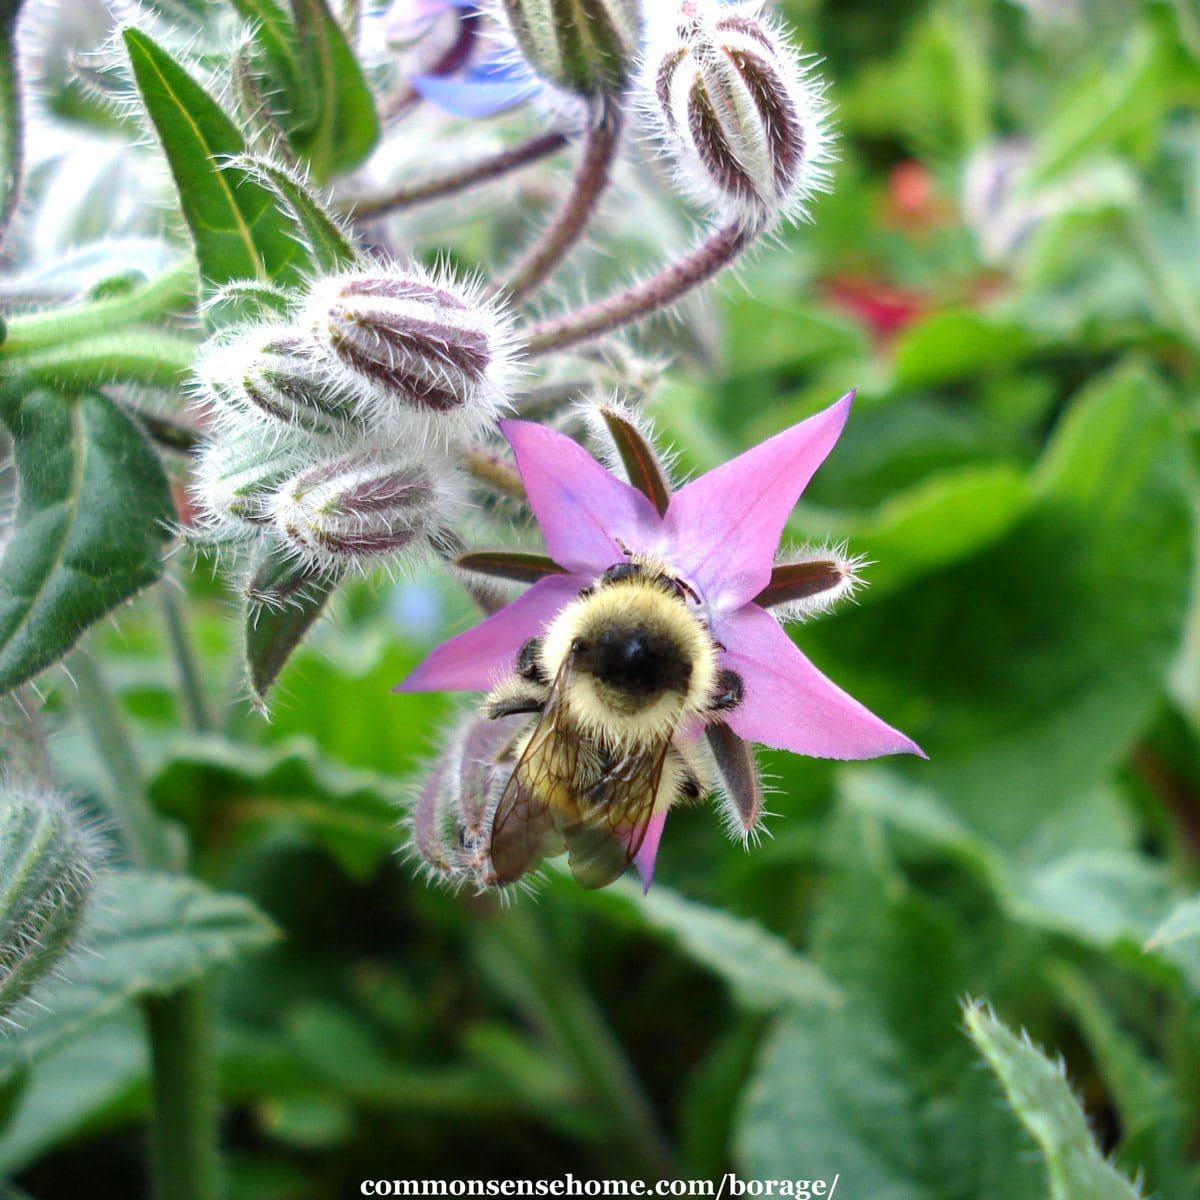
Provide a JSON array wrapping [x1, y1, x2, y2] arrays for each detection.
[[0, 871, 277, 1077], [964, 1003, 1145, 1200], [1031, 25, 1167, 184], [679, 1019, 762, 1179], [736, 1002, 924, 1199], [890, 310, 1036, 388], [0, 1015, 146, 1176], [234, 0, 378, 180], [1018, 853, 1173, 949], [1049, 962, 1196, 1200], [237, 156, 359, 274], [820, 364, 1193, 852], [288, 0, 379, 178], [847, 463, 1031, 600], [1146, 894, 1200, 949], [734, 936, 1046, 1200], [231, 0, 303, 106], [122, 27, 309, 295], [243, 545, 339, 710], [148, 736, 401, 880], [583, 878, 843, 1011], [840, 771, 1190, 972], [463, 1022, 593, 1139], [0, 389, 173, 695], [0, 1068, 26, 1137]]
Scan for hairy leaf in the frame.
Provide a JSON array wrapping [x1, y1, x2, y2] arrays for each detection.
[[0, 389, 173, 695], [244, 544, 339, 710], [965, 1004, 1144, 1200], [123, 27, 309, 295], [0, 872, 277, 1077]]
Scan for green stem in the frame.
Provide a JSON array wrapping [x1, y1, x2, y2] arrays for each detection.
[[143, 984, 223, 1200], [64, 646, 172, 870], [160, 584, 214, 734], [485, 909, 678, 1178], [0, 259, 196, 355], [0, 11, 23, 248], [2, 330, 197, 391], [461, 445, 527, 501], [0, 685, 53, 784]]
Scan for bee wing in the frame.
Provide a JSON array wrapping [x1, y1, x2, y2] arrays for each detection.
[[562, 740, 671, 890], [488, 663, 578, 886]]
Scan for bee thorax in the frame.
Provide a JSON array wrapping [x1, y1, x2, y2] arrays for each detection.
[[577, 625, 693, 705]]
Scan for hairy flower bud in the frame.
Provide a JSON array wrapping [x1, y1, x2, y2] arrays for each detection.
[[0, 777, 100, 1022], [190, 432, 306, 542], [271, 446, 463, 572], [643, 0, 831, 227], [407, 712, 520, 890], [495, 0, 643, 97], [304, 266, 518, 448], [196, 327, 367, 438]]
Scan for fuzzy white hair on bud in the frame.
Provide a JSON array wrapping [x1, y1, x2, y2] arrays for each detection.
[[638, 0, 833, 228], [302, 263, 521, 451], [405, 711, 527, 894], [189, 430, 310, 545], [0, 775, 104, 1024], [269, 443, 466, 575], [193, 326, 370, 440]]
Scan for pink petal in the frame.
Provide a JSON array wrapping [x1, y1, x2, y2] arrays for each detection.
[[663, 393, 854, 610], [396, 574, 586, 693], [500, 419, 663, 575], [634, 810, 668, 892], [717, 604, 924, 760]]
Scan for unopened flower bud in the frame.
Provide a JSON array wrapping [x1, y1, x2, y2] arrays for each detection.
[[271, 446, 463, 572], [304, 266, 518, 447], [496, 0, 643, 97], [643, 0, 831, 227], [408, 712, 521, 891], [190, 431, 306, 542], [196, 327, 367, 438], [0, 777, 100, 1021]]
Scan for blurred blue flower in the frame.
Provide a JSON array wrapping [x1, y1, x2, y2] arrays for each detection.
[[413, 55, 540, 118], [380, 0, 541, 118]]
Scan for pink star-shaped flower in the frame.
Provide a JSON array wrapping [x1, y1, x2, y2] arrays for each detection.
[[400, 392, 922, 884]]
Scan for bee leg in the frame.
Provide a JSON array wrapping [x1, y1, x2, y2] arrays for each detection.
[[516, 637, 549, 685], [484, 691, 545, 720], [678, 770, 702, 801], [707, 668, 744, 713]]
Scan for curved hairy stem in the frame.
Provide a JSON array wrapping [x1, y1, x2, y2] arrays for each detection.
[[348, 130, 569, 218], [521, 218, 759, 357], [498, 99, 623, 304]]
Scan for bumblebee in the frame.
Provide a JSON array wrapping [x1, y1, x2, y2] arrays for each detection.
[[482, 556, 743, 888]]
